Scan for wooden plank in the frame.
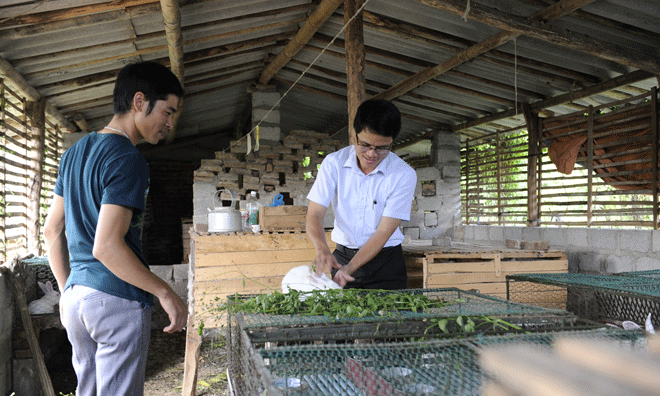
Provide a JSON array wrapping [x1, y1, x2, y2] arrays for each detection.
[[425, 259, 567, 274], [480, 345, 658, 396], [192, 231, 333, 253], [194, 248, 316, 267], [554, 338, 660, 393], [195, 261, 307, 281], [427, 269, 566, 286]]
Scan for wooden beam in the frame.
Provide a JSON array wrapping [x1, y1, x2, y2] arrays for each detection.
[[412, 0, 659, 74], [258, 0, 343, 84], [0, 56, 76, 131], [371, 0, 597, 102], [344, 0, 366, 145], [453, 70, 655, 133], [0, 0, 161, 28]]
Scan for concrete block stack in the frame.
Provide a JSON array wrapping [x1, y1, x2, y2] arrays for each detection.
[[192, 130, 343, 229]]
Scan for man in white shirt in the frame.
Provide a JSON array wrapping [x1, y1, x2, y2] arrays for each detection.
[[306, 99, 417, 289]]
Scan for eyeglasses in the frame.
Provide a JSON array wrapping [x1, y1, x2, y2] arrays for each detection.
[[356, 137, 392, 155]]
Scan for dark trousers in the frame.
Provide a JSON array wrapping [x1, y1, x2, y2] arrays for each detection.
[[332, 244, 407, 290]]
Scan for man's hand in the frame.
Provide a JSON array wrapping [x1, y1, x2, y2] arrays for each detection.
[[159, 289, 188, 333], [313, 249, 342, 276], [333, 267, 355, 288]]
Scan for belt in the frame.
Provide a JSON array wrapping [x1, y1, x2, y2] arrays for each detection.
[[336, 244, 360, 255]]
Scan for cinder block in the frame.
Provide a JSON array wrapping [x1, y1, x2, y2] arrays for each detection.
[[619, 229, 651, 254], [173, 264, 189, 281], [424, 211, 438, 227], [151, 265, 173, 281], [521, 226, 542, 241], [543, 227, 566, 248], [566, 228, 588, 248], [590, 229, 616, 251], [441, 164, 461, 178], [473, 226, 488, 242], [251, 91, 280, 107], [653, 230, 660, 252], [252, 108, 280, 124], [503, 227, 522, 241], [634, 257, 660, 272], [488, 226, 504, 244], [603, 255, 627, 273], [403, 227, 420, 240], [579, 252, 606, 274]]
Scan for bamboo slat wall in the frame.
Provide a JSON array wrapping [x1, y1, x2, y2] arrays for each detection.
[[462, 88, 660, 229], [0, 79, 62, 263]]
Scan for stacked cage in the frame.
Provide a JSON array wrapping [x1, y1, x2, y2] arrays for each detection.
[[225, 288, 607, 395], [506, 272, 660, 328]]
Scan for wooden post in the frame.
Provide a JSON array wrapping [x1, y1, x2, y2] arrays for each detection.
[[652, 87, 658, 230], [496, 131, 502, 225], [523, 103, 539, 226], [464, 139, 470, 224], [26, 97, 46, 255], [344, 0, 366, 145], [182, 237, 201, 396], [1, 78, 6, 263], [587, 105, 594, 227]]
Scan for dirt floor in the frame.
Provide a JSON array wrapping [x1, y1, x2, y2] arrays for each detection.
[[49, 328, 229, 396]]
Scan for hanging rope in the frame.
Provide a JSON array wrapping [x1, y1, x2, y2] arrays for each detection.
[[223, 0, 372, 155], [462, 0, 471, 22]]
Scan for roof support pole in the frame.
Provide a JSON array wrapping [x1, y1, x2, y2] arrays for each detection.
[[26, 98, 46, 255], [344, 0, 366, 145], [160, 0, 185, 141]]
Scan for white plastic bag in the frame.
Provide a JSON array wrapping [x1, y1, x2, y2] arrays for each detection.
[[281, 265, 341, 294]]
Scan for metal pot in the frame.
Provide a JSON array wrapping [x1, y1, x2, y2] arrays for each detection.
[[207, 189, 243, 233]]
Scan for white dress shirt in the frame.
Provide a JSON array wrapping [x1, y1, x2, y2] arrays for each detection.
[[307, 145, 417, 249]]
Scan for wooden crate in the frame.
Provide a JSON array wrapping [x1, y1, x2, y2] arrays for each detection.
[[420, 248, 568, 299], [191, 231, 334, 328], [258, 205, 307, 231]]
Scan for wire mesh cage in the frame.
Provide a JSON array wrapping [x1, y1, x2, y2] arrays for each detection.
[[224, 288, 605, 396], [228, 328, 647, 396], [506, 273, 660, 328], [21, 256, 58, 315]]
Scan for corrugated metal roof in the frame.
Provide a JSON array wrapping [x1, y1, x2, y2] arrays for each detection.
[[0, 0, 658, 161]]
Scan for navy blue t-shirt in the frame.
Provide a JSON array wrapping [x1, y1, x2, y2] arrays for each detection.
[[54, 132, 153, 306]]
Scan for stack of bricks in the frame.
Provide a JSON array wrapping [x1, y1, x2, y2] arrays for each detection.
[[193, 130, 342, 194]]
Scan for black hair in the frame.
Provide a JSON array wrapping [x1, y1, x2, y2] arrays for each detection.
[[113, 61, 184, 115], [353, 99, 401, 139]]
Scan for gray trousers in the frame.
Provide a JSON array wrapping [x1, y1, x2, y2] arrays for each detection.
[[60, 284, 151, 396]]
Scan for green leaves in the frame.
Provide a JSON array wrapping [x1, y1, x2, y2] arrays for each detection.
[[215, 289, 449, 319]]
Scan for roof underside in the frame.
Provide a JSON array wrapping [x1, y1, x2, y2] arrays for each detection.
[[0, 0, 658, 159]]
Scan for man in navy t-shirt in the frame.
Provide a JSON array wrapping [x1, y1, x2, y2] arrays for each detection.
[[43, 61, 187, 396]]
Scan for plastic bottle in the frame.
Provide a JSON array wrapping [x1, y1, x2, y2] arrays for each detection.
[[245, 191, 262, 229]]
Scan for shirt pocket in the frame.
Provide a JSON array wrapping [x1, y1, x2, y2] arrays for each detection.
[[367, 198, 385, 230]]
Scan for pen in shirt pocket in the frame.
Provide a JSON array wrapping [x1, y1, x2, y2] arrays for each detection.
[[372, 199, 377, 209]]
